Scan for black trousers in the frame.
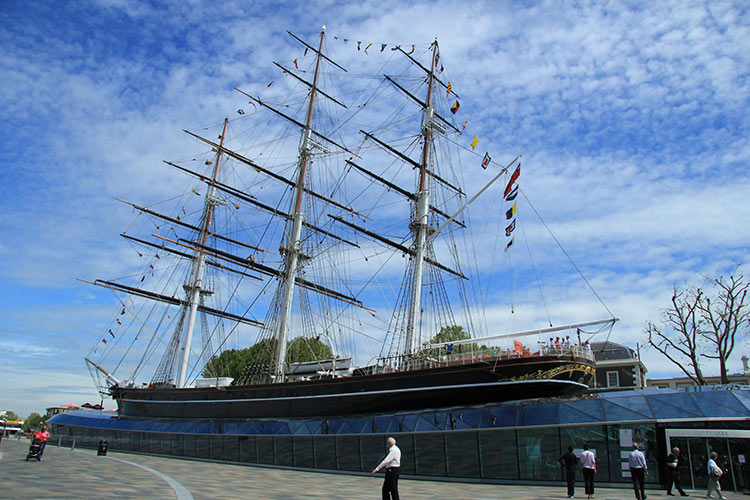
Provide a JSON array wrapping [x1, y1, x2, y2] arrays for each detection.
[[631, 467, 646, 500], [382, 467, 400, 500], [564, 466, 576, 496], [583, 467, 595, 495], [666, 468, 686, 495]]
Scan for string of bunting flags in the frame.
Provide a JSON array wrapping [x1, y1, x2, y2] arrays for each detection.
[[234, 32, 493, 160], [503, 164, 521, 252], [98, 251, 161, 349]]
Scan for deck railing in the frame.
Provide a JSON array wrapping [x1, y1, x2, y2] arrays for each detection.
[[368, 343, 594, 374]]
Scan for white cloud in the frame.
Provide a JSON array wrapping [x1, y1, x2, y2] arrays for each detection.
[[0, 0, 748, 411]]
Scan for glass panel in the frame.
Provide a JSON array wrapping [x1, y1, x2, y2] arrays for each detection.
[[645, 393, 703, 419], [478, 429, 518, 479], [314, 436, 336, 470], [517, 427, 560, 480], [257, 436, 274, 464], [396, 435, 414, 474], [693, 392, 748, 417], [445, 432, 480, 478], [727, 438, 749, 492], [294, 436, 314, 468], [687, 437, 709, 489], [196, 436, 210, 459], [224, 436, 239, 461], [274, 436, 293, 466], [138, 432, 151, 453], [183, 434, 196, 458], [666, 437, 691, 490], [608, 424, 658, 484], [602, 398, 652, 422], [414, 433, 446, 476], [519, 403, 559, 426], [336, 436, 360, 471], [559, 401, 604, 425], [149, 433, 160, 454], [210, 436, 224, 460], [560, 425, 609, 482], [161, 434, 172, 455], [239, 436, 256, 463], [708, 438, 733, 492], [360, 435, 388, 472]]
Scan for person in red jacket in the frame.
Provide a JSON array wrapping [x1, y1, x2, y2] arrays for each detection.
[[37, 426, 50, 460]]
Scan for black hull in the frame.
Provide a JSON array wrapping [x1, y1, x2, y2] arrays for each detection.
[[114, 355, 594, 419]]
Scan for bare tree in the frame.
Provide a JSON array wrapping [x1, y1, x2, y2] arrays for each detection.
[[646, 267, 750, 385], [645, 286, 707, 385], [698, 273, 749, 383]]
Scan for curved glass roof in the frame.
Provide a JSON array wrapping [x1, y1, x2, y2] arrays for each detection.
[[49, 386, 750, 436]]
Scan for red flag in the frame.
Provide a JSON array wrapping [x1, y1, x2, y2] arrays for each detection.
[[503, 165, 521, 198], [293, 59, 298, 69], [505, 219, 516, 237], [116, 318, 122, 325], [482, 153, 491, 169], [450, 100, 460, 114], [102, 338, 107, 344]]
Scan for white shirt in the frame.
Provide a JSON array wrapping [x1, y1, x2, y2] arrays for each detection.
[[708, 458, 718, 474], [375, 444, 401, 471], [580, 450, 596, 469], [628, 449, 647, 469]]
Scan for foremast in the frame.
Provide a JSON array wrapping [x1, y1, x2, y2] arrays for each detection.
[[273, 28, 327, 381], [175, 117, 229, 388], [404, 41, 439, 355]]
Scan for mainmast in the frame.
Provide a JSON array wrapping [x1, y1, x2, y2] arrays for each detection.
[[175, 117, 229, 388], [273, 28, 327, 381], [404, 41, 439, 355]]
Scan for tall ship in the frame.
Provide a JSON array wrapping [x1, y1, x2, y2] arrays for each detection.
[[83, 29, 617, 420]]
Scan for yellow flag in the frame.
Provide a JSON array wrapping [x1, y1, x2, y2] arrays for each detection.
[[192, 188, 200, 196], [471, 135, 479, 150], [446, 81, 452, 97]]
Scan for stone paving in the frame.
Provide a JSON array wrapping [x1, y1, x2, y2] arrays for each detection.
[[0, 438, 743, 499]]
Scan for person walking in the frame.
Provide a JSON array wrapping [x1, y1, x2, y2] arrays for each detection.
[[706, 451, 726, 499], [559, 446, 578, 498], [372, 436, 401, 500], [37, 426, 50, 461], [628, 443, 648, 500], [580, 443, 596, 499], [665, 447, 688, 496]]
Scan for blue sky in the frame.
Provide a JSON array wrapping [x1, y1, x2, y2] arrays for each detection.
[[1, 0, 748, 417]]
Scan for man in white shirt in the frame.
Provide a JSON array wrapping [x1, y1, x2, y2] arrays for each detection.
[[372, 436, 401, 500], [628, 443, 648, 500], [580, 444, 596, 499], [707, 451, 726, 499]]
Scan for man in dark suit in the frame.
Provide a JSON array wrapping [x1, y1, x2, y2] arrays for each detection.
[[666, 446, 689, 496]]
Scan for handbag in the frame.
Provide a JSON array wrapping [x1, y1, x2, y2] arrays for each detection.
[[710, 464, 723, 480]]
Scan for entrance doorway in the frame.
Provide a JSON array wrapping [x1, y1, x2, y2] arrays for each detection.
[[665, 429, 750, 493]]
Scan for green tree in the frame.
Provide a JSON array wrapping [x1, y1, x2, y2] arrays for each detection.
[[202, 336, 333, 380], [428, 325, 471, 344], [1, 410, 19, 420], [22, 412, 45, 432]]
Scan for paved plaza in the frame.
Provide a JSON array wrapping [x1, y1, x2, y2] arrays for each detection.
[[0, 438, 742, 499]]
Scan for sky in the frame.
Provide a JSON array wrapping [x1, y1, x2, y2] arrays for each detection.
[[1, 0, 748, 417]]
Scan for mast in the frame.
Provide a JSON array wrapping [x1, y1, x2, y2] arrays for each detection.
[[175, 117, 229, 388], [404, 41, 439, 355], [272, 28, 326, 381]]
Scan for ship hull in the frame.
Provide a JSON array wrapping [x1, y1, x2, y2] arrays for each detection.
[[113, 354, 594, 419]]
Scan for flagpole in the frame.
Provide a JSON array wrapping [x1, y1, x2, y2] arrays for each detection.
[[430, 154, 521, 240]]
